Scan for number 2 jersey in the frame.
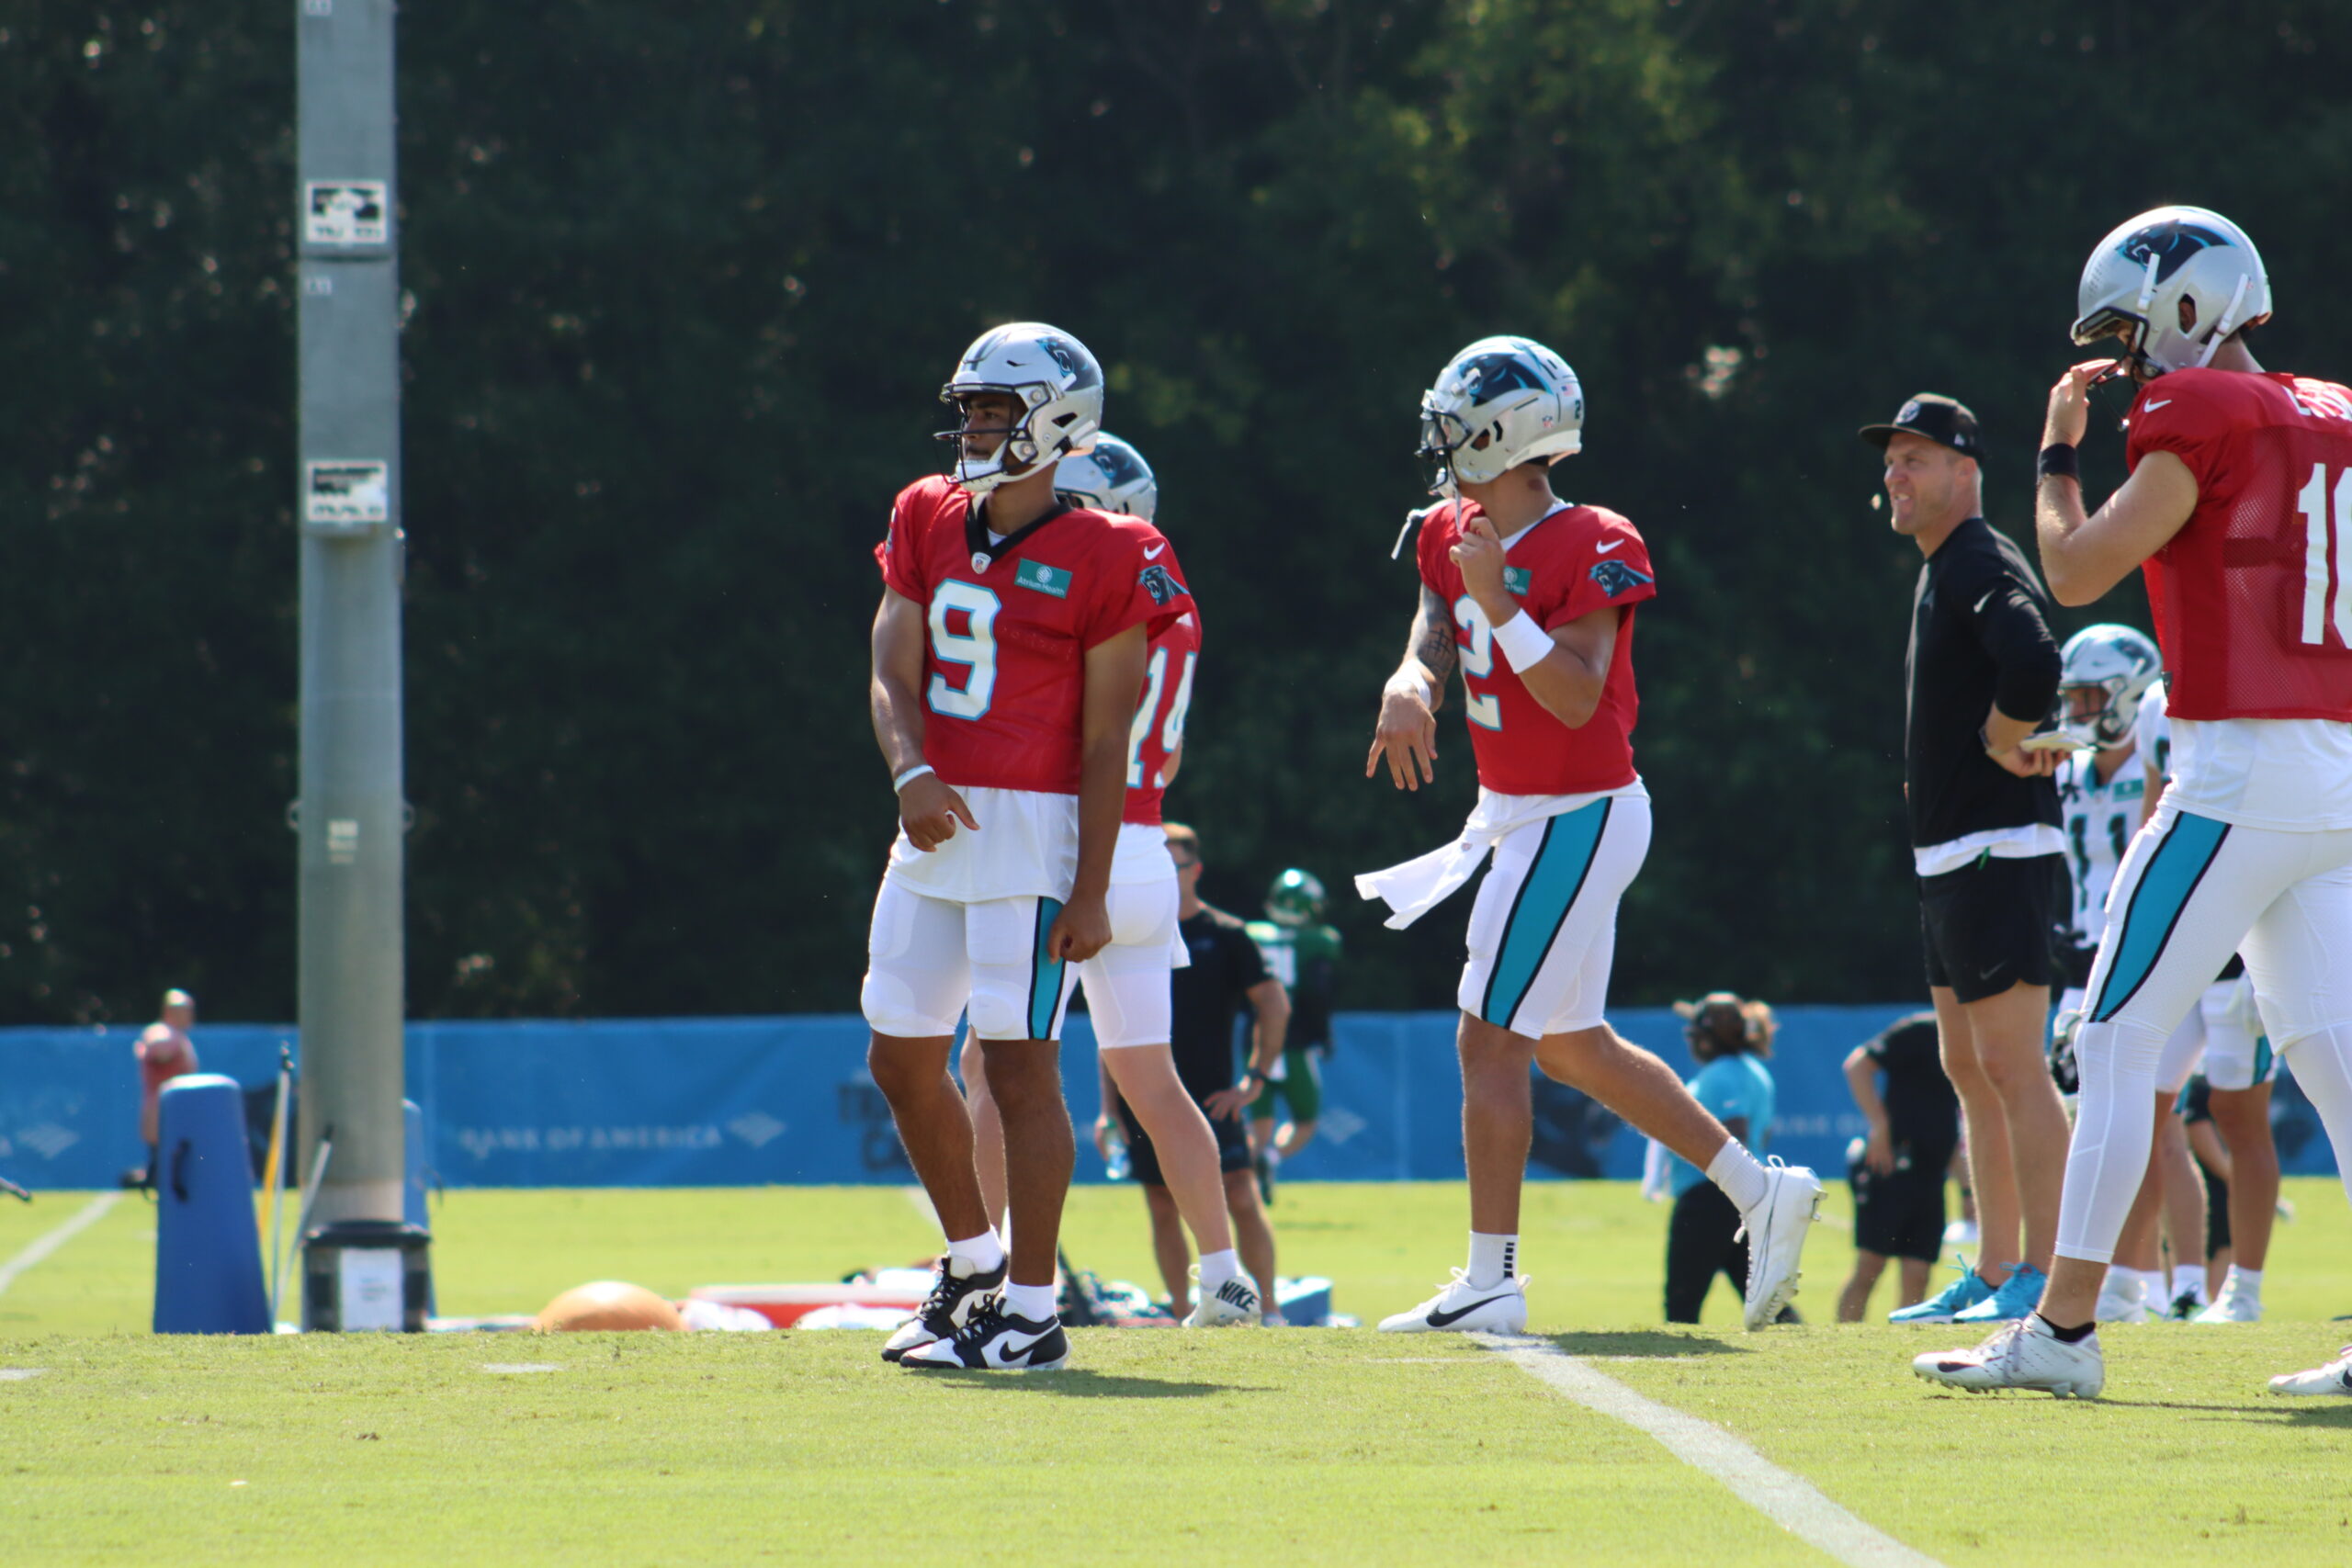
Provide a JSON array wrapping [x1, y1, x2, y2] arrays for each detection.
[[1414, 498, 1657, 796], [2126, 369, 2352, 828], [875, 474, 1194, 898]]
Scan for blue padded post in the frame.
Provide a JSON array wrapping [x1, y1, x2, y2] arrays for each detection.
[[152, 1074, 270, 1334]]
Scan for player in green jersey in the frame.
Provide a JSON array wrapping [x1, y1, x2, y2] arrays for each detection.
[[1245, 869, 1343, 1201]]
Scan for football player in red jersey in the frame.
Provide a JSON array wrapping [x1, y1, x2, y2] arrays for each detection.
[[958, 434, 1265, 1327], [1917, 208, 2352, 1398], [1359, 336, 1821, 1336], [864, 326, 1195, 1371]]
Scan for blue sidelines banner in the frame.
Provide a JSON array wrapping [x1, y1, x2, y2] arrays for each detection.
[[0, 1009, 2336, 1190]]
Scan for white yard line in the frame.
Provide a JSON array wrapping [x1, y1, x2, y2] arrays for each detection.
[[1476, 1334, 1945, 1568], [0, 1192, 122, 1298]]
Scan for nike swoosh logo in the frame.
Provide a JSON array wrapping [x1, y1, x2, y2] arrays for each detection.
[[1425, 1292, 1516, 1327], [2144, 399, 2172, 411], [1974, 590, 1995, 613], [1144, 544, 1165, 559], [1594, 538, 1626, 554], [995, 1333, 1046, 1364], [1979, 963, 2005, 979]]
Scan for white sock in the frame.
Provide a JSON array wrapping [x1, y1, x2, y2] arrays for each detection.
[[1707, 1141, 1770, 1213], [946, 1229, 1004, 1274], [1197, 1248, 1241, 1289], [1264, 1147, 1283, 1170], [2099, 1268, 2142, 1303], [2171, 1264, 2206, 1302], [2226, 1265, 2262, 1301], [2122, 1267, 2165, 1303], [1001, 1281, 1057, 1322], [1466, 1232, 1518, 1290]]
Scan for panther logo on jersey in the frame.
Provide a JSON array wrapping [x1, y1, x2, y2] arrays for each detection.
[[2120, 220, 2231, 284], [1138, 564, 1182, 605], [1589, 559, 1653, 598]]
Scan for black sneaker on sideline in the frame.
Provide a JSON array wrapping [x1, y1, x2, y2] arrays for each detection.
[[881, 1255, 1006, 1363], [899, 1295, 1069, 1372]]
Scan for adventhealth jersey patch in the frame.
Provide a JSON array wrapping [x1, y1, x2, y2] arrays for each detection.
[[1016, 559, 1072, 598], [1503, 566, 1532, 596]]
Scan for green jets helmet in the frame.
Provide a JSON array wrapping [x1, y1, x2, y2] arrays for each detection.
[[1264, 869, 1327, 928]]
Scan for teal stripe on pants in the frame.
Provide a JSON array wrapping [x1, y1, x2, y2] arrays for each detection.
[[1480, 798, 1611, 1032], [2091, 812, 2230, 1023], [1027, 897, 1068, 1040]]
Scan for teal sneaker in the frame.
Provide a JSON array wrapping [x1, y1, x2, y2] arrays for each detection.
[[1889, 1264, 1992, 1324], [1953, 1262, 2050, 1323]]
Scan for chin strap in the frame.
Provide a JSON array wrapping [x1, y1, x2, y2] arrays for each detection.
[[2193, 275, 2255, 369]]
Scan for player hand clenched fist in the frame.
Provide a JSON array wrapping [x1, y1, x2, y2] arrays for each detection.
[[1449, 513, 1514, 622], [1046, 891, 1112, 963], [898, 773, 980, 852]]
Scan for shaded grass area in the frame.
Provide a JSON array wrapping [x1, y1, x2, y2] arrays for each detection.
[[3, 1179, 2349, 1565]]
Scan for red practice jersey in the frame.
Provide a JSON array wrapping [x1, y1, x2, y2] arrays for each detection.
[[1416, 499, 1657, 795], [1124, 609, 1201, 826], [876, 476, 1193, 795], [2128, 369, 2352, 721]]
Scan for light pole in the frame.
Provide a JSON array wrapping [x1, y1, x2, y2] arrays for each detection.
[[294, 0, 424, 1328]]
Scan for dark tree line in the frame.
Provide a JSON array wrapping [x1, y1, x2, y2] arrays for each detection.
[[4, 1, 2347, 1023]]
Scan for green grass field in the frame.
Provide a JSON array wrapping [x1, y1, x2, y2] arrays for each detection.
[[4, 1179, 2349, 1566]]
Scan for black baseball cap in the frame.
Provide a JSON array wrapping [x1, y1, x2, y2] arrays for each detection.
[[1859, 392, 1984, 459]]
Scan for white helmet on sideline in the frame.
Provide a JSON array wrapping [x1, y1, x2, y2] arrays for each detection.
[[1417, 336, 1584, 494], [2057, 623, 2162, 750], [1055, 432, 1157, 521], [2071, 207, 2270, 378], [937, 322, 1104, 495]]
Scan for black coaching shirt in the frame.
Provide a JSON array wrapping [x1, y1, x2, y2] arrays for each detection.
[[1904, 517, 2064, 853], [1169, 904, 1273, 1100], [1864, 1012, 1959, 1164]]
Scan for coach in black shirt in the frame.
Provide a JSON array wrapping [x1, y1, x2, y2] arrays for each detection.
[[1861, 393, 2070, 1323], [1097, 822, 1289, 1318]]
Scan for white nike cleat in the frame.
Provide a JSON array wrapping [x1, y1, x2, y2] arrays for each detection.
[[2268, 1346, 2352, 1396], [2190, 1281, 2263, 1324], [1183, 1269, 1262, 1327], [2093, 1280, 2154, 1325], [1738, 1159, 1823, 1330], [1378, 1269, 1528, 1334], [1913, 1316, 2103, 1398]]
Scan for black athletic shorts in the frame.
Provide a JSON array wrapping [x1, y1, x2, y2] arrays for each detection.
[[1120, 1097, 1251, 1187], [1918, 852, 2064, 1004], [2203, 1168, 2232, 1260], [1849, 1151, 1950, 1263]]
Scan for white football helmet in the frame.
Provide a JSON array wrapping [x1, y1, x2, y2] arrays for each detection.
[[937, 322, 1105, 495], [2071, 206, 2270, 378], [1055, 432, 1157, 521], [2057, 623, 2162, 750], [1417, 335, 1585, 493]]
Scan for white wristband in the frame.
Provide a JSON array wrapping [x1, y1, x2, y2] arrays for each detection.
[[892, 764, 935, 793], [1491, 609, 1555, 672]]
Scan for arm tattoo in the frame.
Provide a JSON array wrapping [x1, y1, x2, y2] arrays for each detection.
[[1409, 585, 1458, 682]]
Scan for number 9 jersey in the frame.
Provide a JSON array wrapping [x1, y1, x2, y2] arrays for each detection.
[[876, 474, 1195, 796], [1414, 498, 1657, 796]]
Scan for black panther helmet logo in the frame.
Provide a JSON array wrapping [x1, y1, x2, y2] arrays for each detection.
[[1589, 559, 1652, 598], [1455, 351, 1550, 404], [2120, 221, 2232, 284]]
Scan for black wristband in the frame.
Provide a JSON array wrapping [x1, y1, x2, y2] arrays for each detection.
[[2037, 443, 2080, 480], [1241, 1068, 1267, 1087]]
